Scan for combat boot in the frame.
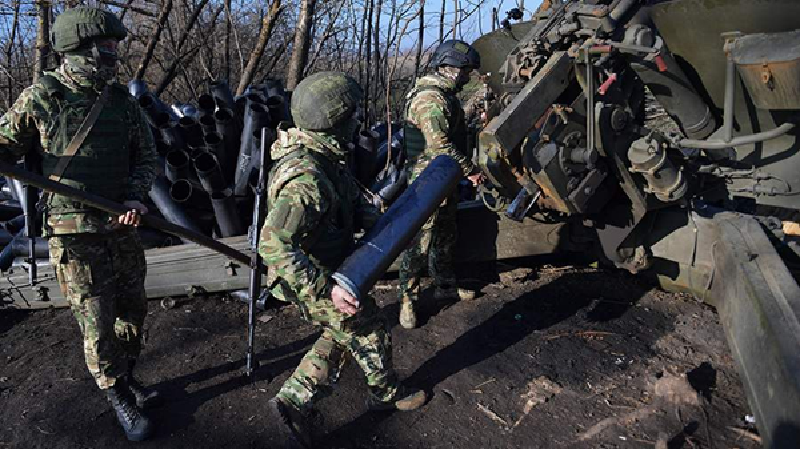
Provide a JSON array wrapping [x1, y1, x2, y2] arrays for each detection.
[[367, 386, 428, 411], [399, 300, 417, 329], [105, 379, 154, 442], [126, 362, 162, 409], [266, 397, 312, 449]]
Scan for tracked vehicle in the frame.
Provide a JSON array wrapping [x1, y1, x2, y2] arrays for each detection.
[[470, 0, 800, 446]]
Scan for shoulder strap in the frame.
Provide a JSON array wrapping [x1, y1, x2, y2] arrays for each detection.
[[48, 85, 112, 184]]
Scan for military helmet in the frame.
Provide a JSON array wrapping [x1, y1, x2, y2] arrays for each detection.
[[51, 6, 128, 53], [291, 72, 363, 131], [430, 40, 481, 70]]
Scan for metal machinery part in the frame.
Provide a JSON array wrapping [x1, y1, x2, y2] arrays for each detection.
[[474, 0, 800, 445]]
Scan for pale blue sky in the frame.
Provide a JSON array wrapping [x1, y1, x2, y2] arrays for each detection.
[[397, 0, 543, 51]]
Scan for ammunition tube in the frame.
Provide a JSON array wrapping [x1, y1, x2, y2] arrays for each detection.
[[165, 150, 193, 183], [199, 114, 218, 136], [203, 132, 225, 158], [171, 103, 198, 118], [157, 115, 186, 153], [179, 116, 205, 153], [169, 179, 195, 203], [263, 79, 286, 100], [194, 151, 227, 194], [2, 214, 26, 234], [0, 230, 25, 272], [198, 94, 217, 115], [210, 189, 244, 237], [127, 79, 148, 100], [0, 227, 12, 245], [139, 92, 177, 125], [265, 95, 288, 127], [214, 107, 241, 180], [0, 202, 23, 221], [210, 80, 235, 110], [332, 155, 462, 300], [148, 177, 203, 239], [235, 102, 270, 195]]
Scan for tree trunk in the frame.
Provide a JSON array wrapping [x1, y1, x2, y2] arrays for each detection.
[[452, 0, 458, 40], [363, 0, 373, 125], [5, 0, 20, 108], [305, 0, 345, 75], [285, 0, 316, 90], [224, 0, 232, 82], [134, 0, 173, 80], [438, 0, 444, 44], [236, 0, 283, 95], [371, 0, 382, 114], [33, 0, 50, 83], [414, 0, 424, 79], [155, 0, 212, 95], [357, 0, 369, 85]]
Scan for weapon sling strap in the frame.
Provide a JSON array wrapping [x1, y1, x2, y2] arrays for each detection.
[[40, 85, 112, 207]]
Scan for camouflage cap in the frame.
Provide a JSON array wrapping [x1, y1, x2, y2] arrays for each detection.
[[291, 72, 363, 131], [51, 6, 128, 53]]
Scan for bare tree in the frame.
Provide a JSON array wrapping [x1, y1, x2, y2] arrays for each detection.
[[4, 0, 20, 108], [237, 0, 283, 95], [363, 0, 373, 123], [223, 0, 231, 81], [305, 0, 345, 75], [438, 0, 444, 44], [370, 0, 382, 120], [285, 0, 316, 90], [154, 0, 212, 95], [33, 0, 50, 83], [414, 1, 424, 79], [452, 0, 458, 40], [134, 0, 173, 80]]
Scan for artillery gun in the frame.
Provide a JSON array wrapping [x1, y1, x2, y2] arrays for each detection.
[[471, 0, 800, 446]]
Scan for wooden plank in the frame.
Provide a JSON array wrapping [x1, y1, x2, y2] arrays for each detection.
[[0, 204, 580, 310]]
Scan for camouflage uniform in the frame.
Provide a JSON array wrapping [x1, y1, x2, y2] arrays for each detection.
[[399, 73, 476, 303], [0, 67, 157, 390], [259, 127, 399, 413]]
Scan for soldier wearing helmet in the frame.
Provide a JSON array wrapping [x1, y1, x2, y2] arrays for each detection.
[[259, 71, 427, 448], [398, 39, 486, 330], [0, 6, 157, 441]]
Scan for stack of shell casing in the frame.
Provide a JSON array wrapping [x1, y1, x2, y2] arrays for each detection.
[[129, 79, 292, 242]]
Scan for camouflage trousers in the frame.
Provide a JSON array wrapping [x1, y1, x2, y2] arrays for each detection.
[[398, 188, 459, 303], [48, 229, 148, 390], [276, 292, 399, 414]]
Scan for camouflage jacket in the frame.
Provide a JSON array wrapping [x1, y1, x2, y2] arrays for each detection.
[[0, 69, 157, 235], [404, 74, 476, 178], [258, 128, 380, 305]]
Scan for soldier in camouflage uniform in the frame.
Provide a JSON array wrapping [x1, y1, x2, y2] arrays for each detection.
[[398, 40, 486, 329], [260, 72, 427, 449], [0, 7, 158, 442]]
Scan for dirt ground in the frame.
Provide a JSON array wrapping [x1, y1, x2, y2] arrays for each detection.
[[1, 261, 762, 449]]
